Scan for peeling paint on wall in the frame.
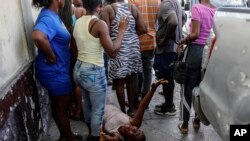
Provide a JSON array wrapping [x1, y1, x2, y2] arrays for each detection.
[[0, 0, 50, 140], [0, 65, 50, 141], [36, 80, 51, 134]]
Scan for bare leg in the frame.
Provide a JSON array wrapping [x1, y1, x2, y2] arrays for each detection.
[[74, 86, 83, 119], [131, 79, 167, 127], [125, 74, 136, 115], [51, 94, 76, 141], [116, 78, 126, 113]]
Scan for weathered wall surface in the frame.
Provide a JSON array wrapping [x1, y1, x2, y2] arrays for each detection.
[[0, 0, 30, 91], [0, 0, 50, 140]]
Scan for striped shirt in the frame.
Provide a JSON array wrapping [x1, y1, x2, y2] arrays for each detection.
[[128, 0, 161, 51]]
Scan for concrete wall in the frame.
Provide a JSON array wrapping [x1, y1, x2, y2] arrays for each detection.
[[0, 0, 50, 140], [0, 0, 28, 91]]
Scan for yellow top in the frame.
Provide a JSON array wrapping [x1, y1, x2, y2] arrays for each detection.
[[73, 15, 104, 67]]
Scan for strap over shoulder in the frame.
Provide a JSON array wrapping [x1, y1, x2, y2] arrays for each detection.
[[89, 18, 99, 33], [128, 3, 137, 20]]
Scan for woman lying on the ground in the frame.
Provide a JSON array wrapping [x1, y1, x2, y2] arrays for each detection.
[[101, 79, 168, 141]]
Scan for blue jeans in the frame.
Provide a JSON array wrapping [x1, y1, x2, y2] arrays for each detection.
[[138, 50, 154, 95], [73, 60, 107, 136]]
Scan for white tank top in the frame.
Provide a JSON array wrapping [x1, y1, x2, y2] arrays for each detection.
[[73, 15, 104, 67]]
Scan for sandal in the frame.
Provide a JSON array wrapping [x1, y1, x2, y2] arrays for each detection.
[[193, 118, 200, 130], [178, 123, 188, 134]]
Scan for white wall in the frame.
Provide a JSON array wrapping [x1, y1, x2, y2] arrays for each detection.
[[0, 0, 39, 95]]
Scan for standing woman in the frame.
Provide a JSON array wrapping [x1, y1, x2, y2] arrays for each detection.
[[58, 0, 85, 122], [101, 0, 147, 116], [32, 0, 79, 141], [177, 0, 216, 134], [72, 0, 129, 140]]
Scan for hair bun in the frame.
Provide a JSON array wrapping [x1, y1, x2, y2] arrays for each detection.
[[82, 0, 102, 12], [32, 0, 51, 8]]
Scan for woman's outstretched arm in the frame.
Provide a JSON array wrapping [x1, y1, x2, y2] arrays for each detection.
[[130, 79, 168, 127]]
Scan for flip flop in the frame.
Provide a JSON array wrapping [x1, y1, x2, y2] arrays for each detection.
[[178, 123, 188, 134]]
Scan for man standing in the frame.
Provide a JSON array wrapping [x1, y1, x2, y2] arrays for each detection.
[[153, 0, 184, 115], [128, 0, 161, 101]]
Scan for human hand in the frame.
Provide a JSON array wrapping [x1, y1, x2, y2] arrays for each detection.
[[151, 79, 168, 90], [101, 132, 119, 141], [118, 16, 129, 33], [178, 38, 186, 46], [44, 56, 57, 64], [178, 35, 190, 46], [177, 44, 184, 54]]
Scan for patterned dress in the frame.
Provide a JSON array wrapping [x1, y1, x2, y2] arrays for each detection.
[[109, 3, 142, 79]]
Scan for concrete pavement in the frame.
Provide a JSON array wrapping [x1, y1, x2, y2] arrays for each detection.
[[42, 84, 222, 141]]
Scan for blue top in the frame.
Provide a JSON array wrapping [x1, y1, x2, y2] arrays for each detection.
[[34, 8, 71, 77]]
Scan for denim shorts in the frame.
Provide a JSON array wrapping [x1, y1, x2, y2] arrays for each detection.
[[73, 60, 107, 136]]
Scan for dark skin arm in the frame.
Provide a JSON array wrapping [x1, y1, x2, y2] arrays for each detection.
[[101, 5, 114, 33], [178, 20, 200, 51], [177, 20, 200, 52], [70, 37, 77, 65], [97, 18, 129, 59], [131, 4, 147, 35], [130, 79, 168, 127], [32, 31, 57, 64], [158, 12, 178, 46], [179, 20, 200, 44]]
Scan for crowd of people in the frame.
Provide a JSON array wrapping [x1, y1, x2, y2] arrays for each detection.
[[32, 0, 216, 140]]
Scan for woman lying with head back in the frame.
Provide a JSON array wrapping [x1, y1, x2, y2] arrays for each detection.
[[102, 79, 168, 141]]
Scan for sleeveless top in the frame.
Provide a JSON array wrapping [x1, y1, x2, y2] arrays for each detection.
[[73, 15, 104, 67], [109, 3, 142, 79]]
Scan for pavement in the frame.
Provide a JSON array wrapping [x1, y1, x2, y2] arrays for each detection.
[[42, 83, 223, 141]]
